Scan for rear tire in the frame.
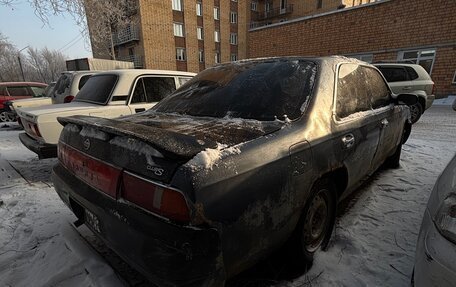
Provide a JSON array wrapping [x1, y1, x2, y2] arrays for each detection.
[[409, 102, 423, 124], [289, 178, 336, 265]]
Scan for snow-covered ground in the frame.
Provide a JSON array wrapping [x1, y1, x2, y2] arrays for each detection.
[[0, 104, 455, 287]]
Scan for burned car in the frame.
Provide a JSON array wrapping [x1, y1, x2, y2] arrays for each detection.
[[52, 57, 415, 286]]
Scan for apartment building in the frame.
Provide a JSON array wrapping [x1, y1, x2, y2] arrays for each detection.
[[90, 0, 251, 72], [249, 0, 379, 28], [90, 0, 373, 72]]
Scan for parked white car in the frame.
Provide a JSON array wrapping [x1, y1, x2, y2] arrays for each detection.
[[413, 153, 456, 286], [17, 69, 195, 158], [374, 63, 435, 123]]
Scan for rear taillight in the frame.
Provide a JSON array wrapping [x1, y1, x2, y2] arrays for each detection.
[[31, 124, 42, 137], [64, 95, 75, 103], [121, 171, 190, 223], [58, 142, 121, 198]]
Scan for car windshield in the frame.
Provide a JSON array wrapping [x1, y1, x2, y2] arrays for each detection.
[[152, 59, 317, 121], [74, 74, 118, 105]]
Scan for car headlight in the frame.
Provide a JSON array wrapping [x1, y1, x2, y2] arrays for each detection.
[[434, 193, 456, 244]]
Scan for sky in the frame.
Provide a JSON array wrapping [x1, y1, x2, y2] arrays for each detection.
[[0, 1, 92, 59]]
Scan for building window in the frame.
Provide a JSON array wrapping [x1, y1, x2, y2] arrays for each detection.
[[231, 54, 237, 61], [265, 2, 272, 12], [172, 0, 182, 11], [398, 49, 436, 75], [199, 50, 204, 63], [230, 33, 238, 45], [317, 0, 322, 9], [214, 7, 220, 20], [251, 1, 257, 11], [197, 27, 203, 40], [196, 2, 202, 16], [349, 54, 374, 63], [230, 12, 238, 23], [215, 52, 221, 64], [214, 30, 220, 42], [173, 23, 184, 37], [176, 48, 186, 61]]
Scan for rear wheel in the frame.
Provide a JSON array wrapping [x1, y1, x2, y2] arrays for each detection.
[[409, 102, 423, 124], [291, 179, 336, 265]]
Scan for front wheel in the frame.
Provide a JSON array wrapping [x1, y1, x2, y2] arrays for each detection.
[[0, 110, 10, 122], [409, 102, 423, 124]]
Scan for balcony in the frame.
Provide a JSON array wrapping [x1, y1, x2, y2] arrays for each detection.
[[118, 54, 143, 68], [112, 24, 140, 46], [255, 4, 293, 20]]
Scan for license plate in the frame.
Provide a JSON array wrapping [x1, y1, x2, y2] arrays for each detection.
[[84, 208, 101, 234]]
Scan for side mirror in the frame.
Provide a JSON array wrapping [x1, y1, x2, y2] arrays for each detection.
[[394, 94, 418, 106]]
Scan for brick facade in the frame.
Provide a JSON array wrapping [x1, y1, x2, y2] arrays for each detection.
[[249, 0, 456, 96]]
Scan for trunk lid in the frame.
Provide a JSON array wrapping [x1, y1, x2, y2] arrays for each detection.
[[58, 113, 283, 184]]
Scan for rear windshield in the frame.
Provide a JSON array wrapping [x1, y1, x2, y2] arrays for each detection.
[[75, 74, 118, 105], [55, 73, 73, 96], [153, 59, 317, 121]]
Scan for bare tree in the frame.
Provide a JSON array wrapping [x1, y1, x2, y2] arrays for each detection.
[[1, 0, 137, 59], [0, 32, 66, 82]]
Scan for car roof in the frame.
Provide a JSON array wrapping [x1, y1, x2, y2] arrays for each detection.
[[0, 82, 47, 87], [92, 69, 197, 77], [216, 55, 370, 67], [373, 63, 422, 68]]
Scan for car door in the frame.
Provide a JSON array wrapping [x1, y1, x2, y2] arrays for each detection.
[[332, 63, 382, 192], [128, 76, 177, 114], [365, 67, 403, 170]]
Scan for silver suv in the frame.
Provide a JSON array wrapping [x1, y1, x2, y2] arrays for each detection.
[[374, 63, 435, 123], [52, 71, 97, 104]]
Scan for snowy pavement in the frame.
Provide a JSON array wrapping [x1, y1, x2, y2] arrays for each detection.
[[0, 105, 455, 287]]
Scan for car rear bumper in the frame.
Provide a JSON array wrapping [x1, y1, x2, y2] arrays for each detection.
[[52, 163, 225, 287], [413, 209, 456, 287], [18, 133, 57, 159], [425, 94, 435, 110]]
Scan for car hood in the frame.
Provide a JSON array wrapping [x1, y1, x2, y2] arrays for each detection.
[[59, 113, 284, 159]]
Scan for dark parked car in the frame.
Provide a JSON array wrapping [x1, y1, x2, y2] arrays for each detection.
[[52, 57, 415, 286]]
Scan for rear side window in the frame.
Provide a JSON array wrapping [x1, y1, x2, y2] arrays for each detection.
[[7, 86, 30, 97], [0, 86, 6, 96], [337, 64, 371, 118], [55, 73, 73, 95], [405, 67, 419, 80], [178, 77, 191, 86], [75, 75, 118, 105], [30, 86, 46, 97], [377, 67, 409, 82], [78, 75, 92, 90], [131, 77, 176, 104], [363, 67, 391, 109]]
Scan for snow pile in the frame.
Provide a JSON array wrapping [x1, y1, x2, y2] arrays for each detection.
[[433, 95, 456, 106], [189, 144, 241, 170], [0, 128, 124, 287]]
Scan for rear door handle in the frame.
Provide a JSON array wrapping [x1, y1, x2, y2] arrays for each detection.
[[135, 108, 146, 113], [381, 118, 389, 128], [342, 133, 355, 149]]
